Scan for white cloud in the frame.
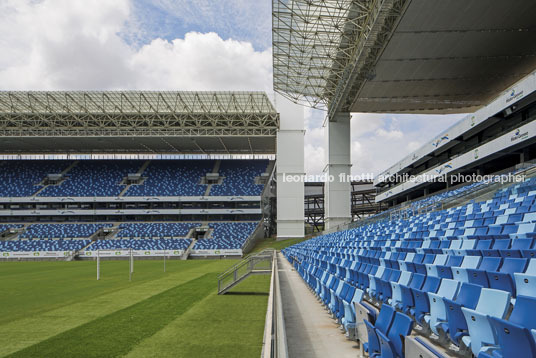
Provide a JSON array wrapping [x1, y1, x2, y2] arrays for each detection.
[[375, 128, 404, 139], [0, 0, 272, 91], [0, 0, 465, 180], [304, 144, 325, 177], [130, 33, 272, 91]]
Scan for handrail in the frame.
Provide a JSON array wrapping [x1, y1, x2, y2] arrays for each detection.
[[261, 252, 288, 358], [217, 249, 273, 279], [217, 249, 274, 294]]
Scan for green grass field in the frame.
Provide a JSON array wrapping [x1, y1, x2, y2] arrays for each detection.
[[0, 259, 270, 358]]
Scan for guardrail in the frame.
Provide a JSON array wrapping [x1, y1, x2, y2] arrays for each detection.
[[261, 252, 288, 358], [217, 249, 273, 295]]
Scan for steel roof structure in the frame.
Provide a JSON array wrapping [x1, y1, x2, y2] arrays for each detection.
[[0, 91, 279, 154], [273, 0, 536, 118]]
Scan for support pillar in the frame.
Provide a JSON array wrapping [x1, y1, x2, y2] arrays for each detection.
[[324, 113, 351, 230], [275, 94, 305, 239]]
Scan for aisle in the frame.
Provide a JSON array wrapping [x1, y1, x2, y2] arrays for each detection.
[[278, 253, 358, 357]]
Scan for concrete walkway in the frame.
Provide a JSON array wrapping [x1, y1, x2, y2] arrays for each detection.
[[278, 253, 358, 357]]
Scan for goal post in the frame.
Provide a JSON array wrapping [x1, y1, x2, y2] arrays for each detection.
[[95, 248, 135, 281], [129, 248, 133, 281]]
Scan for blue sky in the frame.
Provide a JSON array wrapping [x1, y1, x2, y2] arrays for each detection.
[[0, 0, 463, 177], [122, 0, 272, 50]]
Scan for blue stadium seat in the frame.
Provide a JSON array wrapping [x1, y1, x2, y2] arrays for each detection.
[[410, 276, 441, 323], [486, 257, 528, 297], [461, 289, 511, 357], [442, 283, 482, 346], [364, 304, 395, 357], [484, 295, 536, 358], [376, 312, 414, 358], [467, 256, 502, 287]]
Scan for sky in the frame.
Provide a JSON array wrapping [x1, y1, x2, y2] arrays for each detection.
[[0, 0, 464, 178]]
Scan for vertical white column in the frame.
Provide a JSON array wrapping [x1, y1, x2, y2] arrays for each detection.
[[129, 248, 133, 281], [324, 112, 352, 230], [275, 93, 305, 239], [97, 249, 100, 280]]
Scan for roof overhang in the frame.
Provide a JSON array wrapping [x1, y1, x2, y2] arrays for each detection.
[[0, 91, 279, 154], [273, 0, 536, 117]]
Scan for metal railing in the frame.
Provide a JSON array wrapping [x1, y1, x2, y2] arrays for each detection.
[[262, 252, 288, 358], [217, 249, 274, 294]]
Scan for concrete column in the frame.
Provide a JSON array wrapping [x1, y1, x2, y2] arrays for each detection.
[[275, 94, 305, 239], [324, 112, 351, 229]]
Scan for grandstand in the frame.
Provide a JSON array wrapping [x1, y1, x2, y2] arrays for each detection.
[[4, 1, 536, 357], [0, 92, 278, 260], [284, 173, 536, 357], [270, 0, 536, 357]]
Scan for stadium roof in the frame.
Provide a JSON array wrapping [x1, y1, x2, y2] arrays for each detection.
[[0, 91, 279, 154], [273, 0, 536, 117]]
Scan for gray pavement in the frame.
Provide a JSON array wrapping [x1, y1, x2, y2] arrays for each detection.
[[278, 253, 358, 357]]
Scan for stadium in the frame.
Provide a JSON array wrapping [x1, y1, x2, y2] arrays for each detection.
[[2, 0, 536, 357]]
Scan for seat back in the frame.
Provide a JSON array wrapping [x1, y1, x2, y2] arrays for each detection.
[[408, 273, 425, 290], [375, 303, 395, 334], [525, 258, 536, 275], [436, 279, 459, 298], [489, 317, 536, 358], [509, 295, 536, 328], [479, 256, 502, 271], [499, 257, 528, 274], [475, 288, 511, 317], [455, 282, 481, 308], [462, 309, 499, 355], [386, 312, 414, 358]]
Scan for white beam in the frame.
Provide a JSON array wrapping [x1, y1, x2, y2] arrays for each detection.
[[325, 112, 351, 229], [275, 93, 305, 239]]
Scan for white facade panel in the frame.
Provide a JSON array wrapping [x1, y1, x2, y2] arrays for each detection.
[[375, 71, 536, 185], [275, 94, 305, 239]]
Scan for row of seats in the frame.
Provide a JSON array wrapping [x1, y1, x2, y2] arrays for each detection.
[[19, 223, 111, 239], [115, 222, 199, 239], [193, 222, 257, 250], [39, 160, 139, 197], [374, 167, 534, 222], [0, 239, 90, 251], [0, 159, 268, 197], [0, 160, 70, 197], [124, 160, 212, 197], [283, 175, 536, 357], [87, 238, 191, 251], [1, 222, 258, 251], [208, 160, 268, 196], [0, 224, 23, 233]]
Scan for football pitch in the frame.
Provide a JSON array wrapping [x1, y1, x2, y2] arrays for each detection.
[[0, 259, 270, 357]]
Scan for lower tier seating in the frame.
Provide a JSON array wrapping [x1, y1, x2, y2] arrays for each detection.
[[0, 239, 90, 251], [194, 222, 257, 250], [87, 238, 191, 251], [0, 222, 258, 252], [282, 176, 536, 357]]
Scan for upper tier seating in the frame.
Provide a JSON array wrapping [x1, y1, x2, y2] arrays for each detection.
[[115, 223, 199, 239], [40, 160, 142, 197], [125, 160, 213, 197], [282, 175, 536, 357], [0, 160, 72, 197], [0, 159, 269, 197], [209, 160, 268, 196]]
